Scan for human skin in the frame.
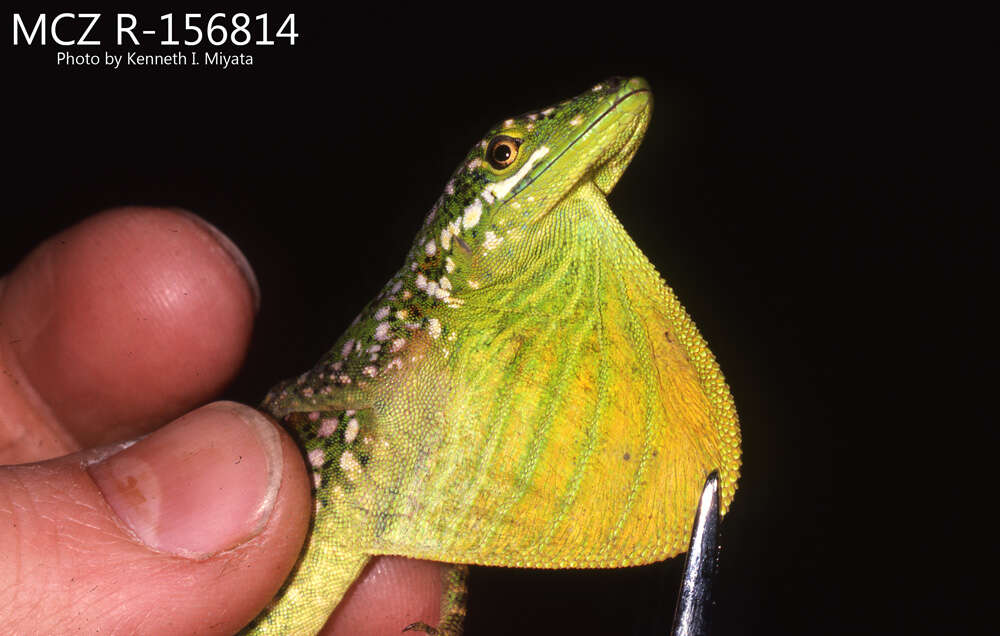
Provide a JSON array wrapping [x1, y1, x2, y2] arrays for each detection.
[[0, 207, 442, 635]]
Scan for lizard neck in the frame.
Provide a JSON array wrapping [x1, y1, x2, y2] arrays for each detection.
[[440, 181, 643, 321], [366, 180, 650, 413]]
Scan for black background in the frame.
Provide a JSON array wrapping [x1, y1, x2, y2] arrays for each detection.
[[3, 7, 989, 635]]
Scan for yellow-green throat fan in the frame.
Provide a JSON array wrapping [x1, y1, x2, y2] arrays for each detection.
[[246, 76, 741, 635]]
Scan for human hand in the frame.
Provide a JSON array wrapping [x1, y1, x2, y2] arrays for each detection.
[[0, 207, 445, 634]]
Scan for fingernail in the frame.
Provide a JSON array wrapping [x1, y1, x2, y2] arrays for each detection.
[[88, 401, 283, 559], [179, 210, 262, 313]]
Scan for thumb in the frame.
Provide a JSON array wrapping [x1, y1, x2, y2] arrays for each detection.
[[0, 401, 311, 635]]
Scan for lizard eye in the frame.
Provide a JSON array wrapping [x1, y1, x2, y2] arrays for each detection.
[[486, 135, 521, 169]]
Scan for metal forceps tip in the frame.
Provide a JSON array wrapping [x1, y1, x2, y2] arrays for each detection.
[[671, 470, 721, 636]]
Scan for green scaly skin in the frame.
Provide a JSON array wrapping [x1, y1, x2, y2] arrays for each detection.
[[242, 76, 741, 634]]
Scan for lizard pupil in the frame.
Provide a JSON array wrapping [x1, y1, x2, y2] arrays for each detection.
[[487, 135, 520, 169]]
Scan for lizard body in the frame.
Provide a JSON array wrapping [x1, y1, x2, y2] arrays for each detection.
[[244, 76, 741, 634]]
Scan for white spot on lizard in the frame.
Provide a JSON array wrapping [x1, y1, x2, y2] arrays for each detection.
[[340, 450, 361, 477], [463, 199, 483, 229], [345, 418, 360, 443], [308, 449, 325, 468], [318, 418, 339, 437], [427, 317, 442, 339], [483, 231, 504, 251]]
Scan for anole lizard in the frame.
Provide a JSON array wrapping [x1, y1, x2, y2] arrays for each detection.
[[243, 76, 741, 634]]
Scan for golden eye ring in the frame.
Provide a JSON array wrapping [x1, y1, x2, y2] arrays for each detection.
[[486, 135, 521, 169]]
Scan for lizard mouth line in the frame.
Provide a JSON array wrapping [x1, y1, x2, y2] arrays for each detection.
[[504, 87, 652, 209]]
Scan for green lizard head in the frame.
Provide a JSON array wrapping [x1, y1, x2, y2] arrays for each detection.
[[423, 76, 651, 243]]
